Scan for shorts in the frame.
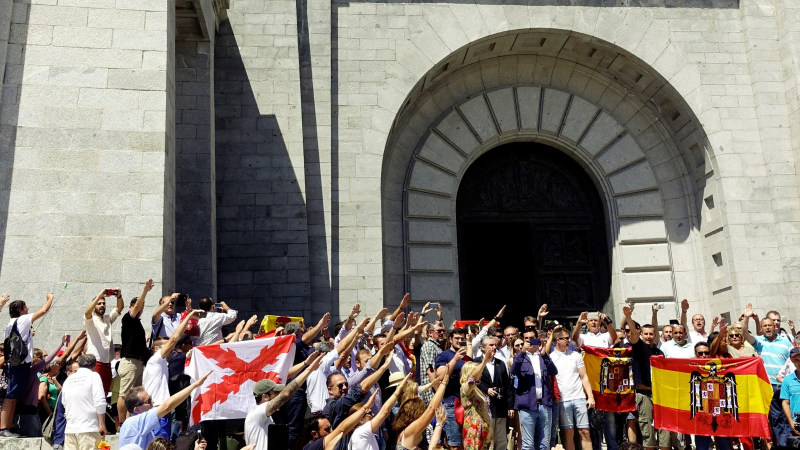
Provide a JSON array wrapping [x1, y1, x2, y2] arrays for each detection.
[[118, 357, 144, 398], [559, 399, 589, 430], [636, 391, 672, 448], [442, 400, 463, 446], [95, 361, 112, 394], [6, 362, 31, 400], [64, 432, 102, 450]]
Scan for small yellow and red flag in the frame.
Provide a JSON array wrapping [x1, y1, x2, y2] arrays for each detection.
[[651, 356, 772, 438], [582, 345, 636, 412]]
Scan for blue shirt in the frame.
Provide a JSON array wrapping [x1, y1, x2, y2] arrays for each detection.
[[753, 335, 792, 384], [781, 371, 800, 417], [434, 349, 470, 401], [119, 409, 160, 449]]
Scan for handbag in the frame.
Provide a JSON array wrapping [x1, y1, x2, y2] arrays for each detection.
[[454, 397, 465, 426], [42, 393, 61, 446]]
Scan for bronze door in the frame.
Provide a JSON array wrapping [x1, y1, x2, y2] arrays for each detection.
[[456, 143, 610, 327]]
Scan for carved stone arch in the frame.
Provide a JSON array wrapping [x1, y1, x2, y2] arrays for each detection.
[[382, 31, 725, 324]]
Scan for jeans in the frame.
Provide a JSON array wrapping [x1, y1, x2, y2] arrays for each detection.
[[519, 407, 551, 450], [442, 399, 463, 446], [771, 384, 791, 446], [284, 391, 308, 449], [604, 411, 618, 450], [13, 412, 41, 437], [695, 435, 731, 450], [550, 403, 559, 448]]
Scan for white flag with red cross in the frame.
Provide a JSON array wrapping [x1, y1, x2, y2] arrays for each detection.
[[186, 334, 296, 424]]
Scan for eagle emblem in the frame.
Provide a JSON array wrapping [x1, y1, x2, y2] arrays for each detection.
[[689, 359, 740, 432], [599, 348, 634, 405]]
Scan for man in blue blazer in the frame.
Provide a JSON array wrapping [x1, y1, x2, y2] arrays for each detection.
[[510, 332, 558, 450]]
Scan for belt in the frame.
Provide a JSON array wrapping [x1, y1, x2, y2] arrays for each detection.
[[537, 399, 542, 405]]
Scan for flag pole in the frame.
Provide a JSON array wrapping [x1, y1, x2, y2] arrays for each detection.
[[33, 283, 68, 332]]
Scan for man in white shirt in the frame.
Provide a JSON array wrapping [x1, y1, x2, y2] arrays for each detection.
[[305, 341, 343, 413], [0, 293, 54, 438], [144, 309, 201, 439], [61, 354, 106, 450], [572, 311, 617, 348], [196, 297, 237, 346], [679, 299, 709, 344], [546, 326, 594, 450], [660, 324, 695, 358], [84, 288, 123, 393], [245, 354, 323, 450], [469, 305, 506, 359]]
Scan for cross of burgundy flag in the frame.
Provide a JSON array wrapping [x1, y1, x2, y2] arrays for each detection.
[[186, 335, 296, 424]]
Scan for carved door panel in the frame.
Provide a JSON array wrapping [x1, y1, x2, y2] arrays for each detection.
[[457, 143, 610, 322]]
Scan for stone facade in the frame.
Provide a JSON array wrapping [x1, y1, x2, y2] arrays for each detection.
[[1, 0, 800, 346]]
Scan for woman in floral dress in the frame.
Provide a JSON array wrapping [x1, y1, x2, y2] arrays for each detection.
[[460, 346, 495, 450]]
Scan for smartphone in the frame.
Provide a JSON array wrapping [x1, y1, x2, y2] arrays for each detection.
[[653, 303, 662, 310], [214, 302, 224, 309], [105, 289, 118, 297], [669, 319, 680, 325], [587, 312, 599, 320], [529, 338, 538, 346], [65, 334, 71, 347], [177, 293, 189, 303], [430, 302, 440, 310]]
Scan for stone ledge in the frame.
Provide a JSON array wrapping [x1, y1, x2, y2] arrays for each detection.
[[0, 434, 119, 450]]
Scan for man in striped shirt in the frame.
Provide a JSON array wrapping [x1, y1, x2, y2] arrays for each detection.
[[743, 302, 792, 447]]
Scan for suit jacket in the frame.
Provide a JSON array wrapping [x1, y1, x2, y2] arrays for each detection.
[[509, 350, 558, 411], [474, 356, 513, 417]]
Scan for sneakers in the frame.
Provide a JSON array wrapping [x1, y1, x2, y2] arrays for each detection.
[[0, 429, 20, 438]]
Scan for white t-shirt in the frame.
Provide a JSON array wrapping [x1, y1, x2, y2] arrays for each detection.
[[688, 331, 708, 344], [85, 310, 121, 363], [143, 352, 170, 406], [5, 314, 33, 363], [350, 422, 378, 450], [306, 349, 340, 413], [579, 331, 612, 348], [244, 402, 274, 450], [197, 310, 238, 346], [62, 368, 106, 434], [550, 349, 586, 401], [661, 340, 695, 358]]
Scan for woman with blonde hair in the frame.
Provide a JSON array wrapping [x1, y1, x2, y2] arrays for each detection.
[[460, 347, 495, 450], [393, 371, 449, 450]]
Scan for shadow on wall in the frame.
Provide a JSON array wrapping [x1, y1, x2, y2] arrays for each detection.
[[214, 20, 318, 318], [0, 0, 20, 287]]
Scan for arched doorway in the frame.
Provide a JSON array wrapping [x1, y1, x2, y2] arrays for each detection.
[[457, 142, 610, 326]]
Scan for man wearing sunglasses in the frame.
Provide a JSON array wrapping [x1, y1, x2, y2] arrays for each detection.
[[323, 348, 393, 428], [692, 342, 733, 450]]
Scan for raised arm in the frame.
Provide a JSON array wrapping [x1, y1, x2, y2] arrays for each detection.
[[572, 312, 587, 345], [368, 336, 396, 370], [152, 294, 176, 325], [365, 307, 387, 335], [32, 292, 55, 322], [343, 303, 360, 331], [360, 349, 393, 392], [601, 312, 617, 344], [371, 373, 410, 432], [405, 373, 447, 437], [156, 371, 211, 419], [160, 310, 201, 358], [623, 306, 639, 345], [651, 303, 659, 333], [471, 347, 492, 378], [288, 351, 321, 379], [265, 354, 324, 417], [742, 303, 756, 345], [324, 390, 375, 450], [680, 299, 689, 330], [131, 278, 154, 319], [710, 323, 728, 358], [60, 329, 86, 369], [303, 312, 330, 344], [537, 304, 549, 326], [389, 293, 411, 321], [334, 318, 369, 371], [85, 289, 106, 320]]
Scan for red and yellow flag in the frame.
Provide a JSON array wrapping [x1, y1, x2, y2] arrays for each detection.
[[582, 346, 636, 412], [651, 356, 772, 438]]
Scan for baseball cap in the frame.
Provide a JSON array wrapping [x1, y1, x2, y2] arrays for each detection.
[[176, 333, 193, 347], [253, 379, 285, 396], [790, 347, 800, 358]]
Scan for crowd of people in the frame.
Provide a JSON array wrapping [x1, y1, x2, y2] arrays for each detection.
[[1, 278, 800, 450]]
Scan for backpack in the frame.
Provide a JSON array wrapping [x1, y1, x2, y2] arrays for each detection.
[[3, 319, 28, 366]]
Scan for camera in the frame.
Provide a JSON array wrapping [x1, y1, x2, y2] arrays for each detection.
[[177, 293, 188, 303], [653, 303, 662, 310], [105, 289, 119, 297]]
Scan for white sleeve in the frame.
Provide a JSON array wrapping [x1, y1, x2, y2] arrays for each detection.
[[92, 375, 106, 414], [222, 309, 238, 326], [779, 359, 793, 379], [320, 349, 340, 377], [335, 326, 351, 346], [473, 326, 488, 350]]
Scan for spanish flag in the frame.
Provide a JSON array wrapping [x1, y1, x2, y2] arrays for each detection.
[[259, 315, 304, 334], [582, 346, 636, 412], [651, 356, 772, 438]]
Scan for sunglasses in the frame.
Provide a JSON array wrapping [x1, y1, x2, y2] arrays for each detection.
[[514, 343, 523, 348], [433, 329, 445, 334], [624, 329, 631, 333], [322, 425, 332, 432], [557, 337, 569, 341], [138, 397, 153, 408], [524, 326, 537, 331], [696, 351, 710, 356], [728, 333, 741, 338], [336, 382, 349, 390]]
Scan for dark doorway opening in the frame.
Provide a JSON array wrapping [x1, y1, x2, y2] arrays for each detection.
[[457, 143, 610, 331]]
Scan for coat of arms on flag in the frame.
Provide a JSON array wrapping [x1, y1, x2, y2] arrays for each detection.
[[651, 356, 773, 438], [582, 346, 636, 412], [186, 335, 296, 424]]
